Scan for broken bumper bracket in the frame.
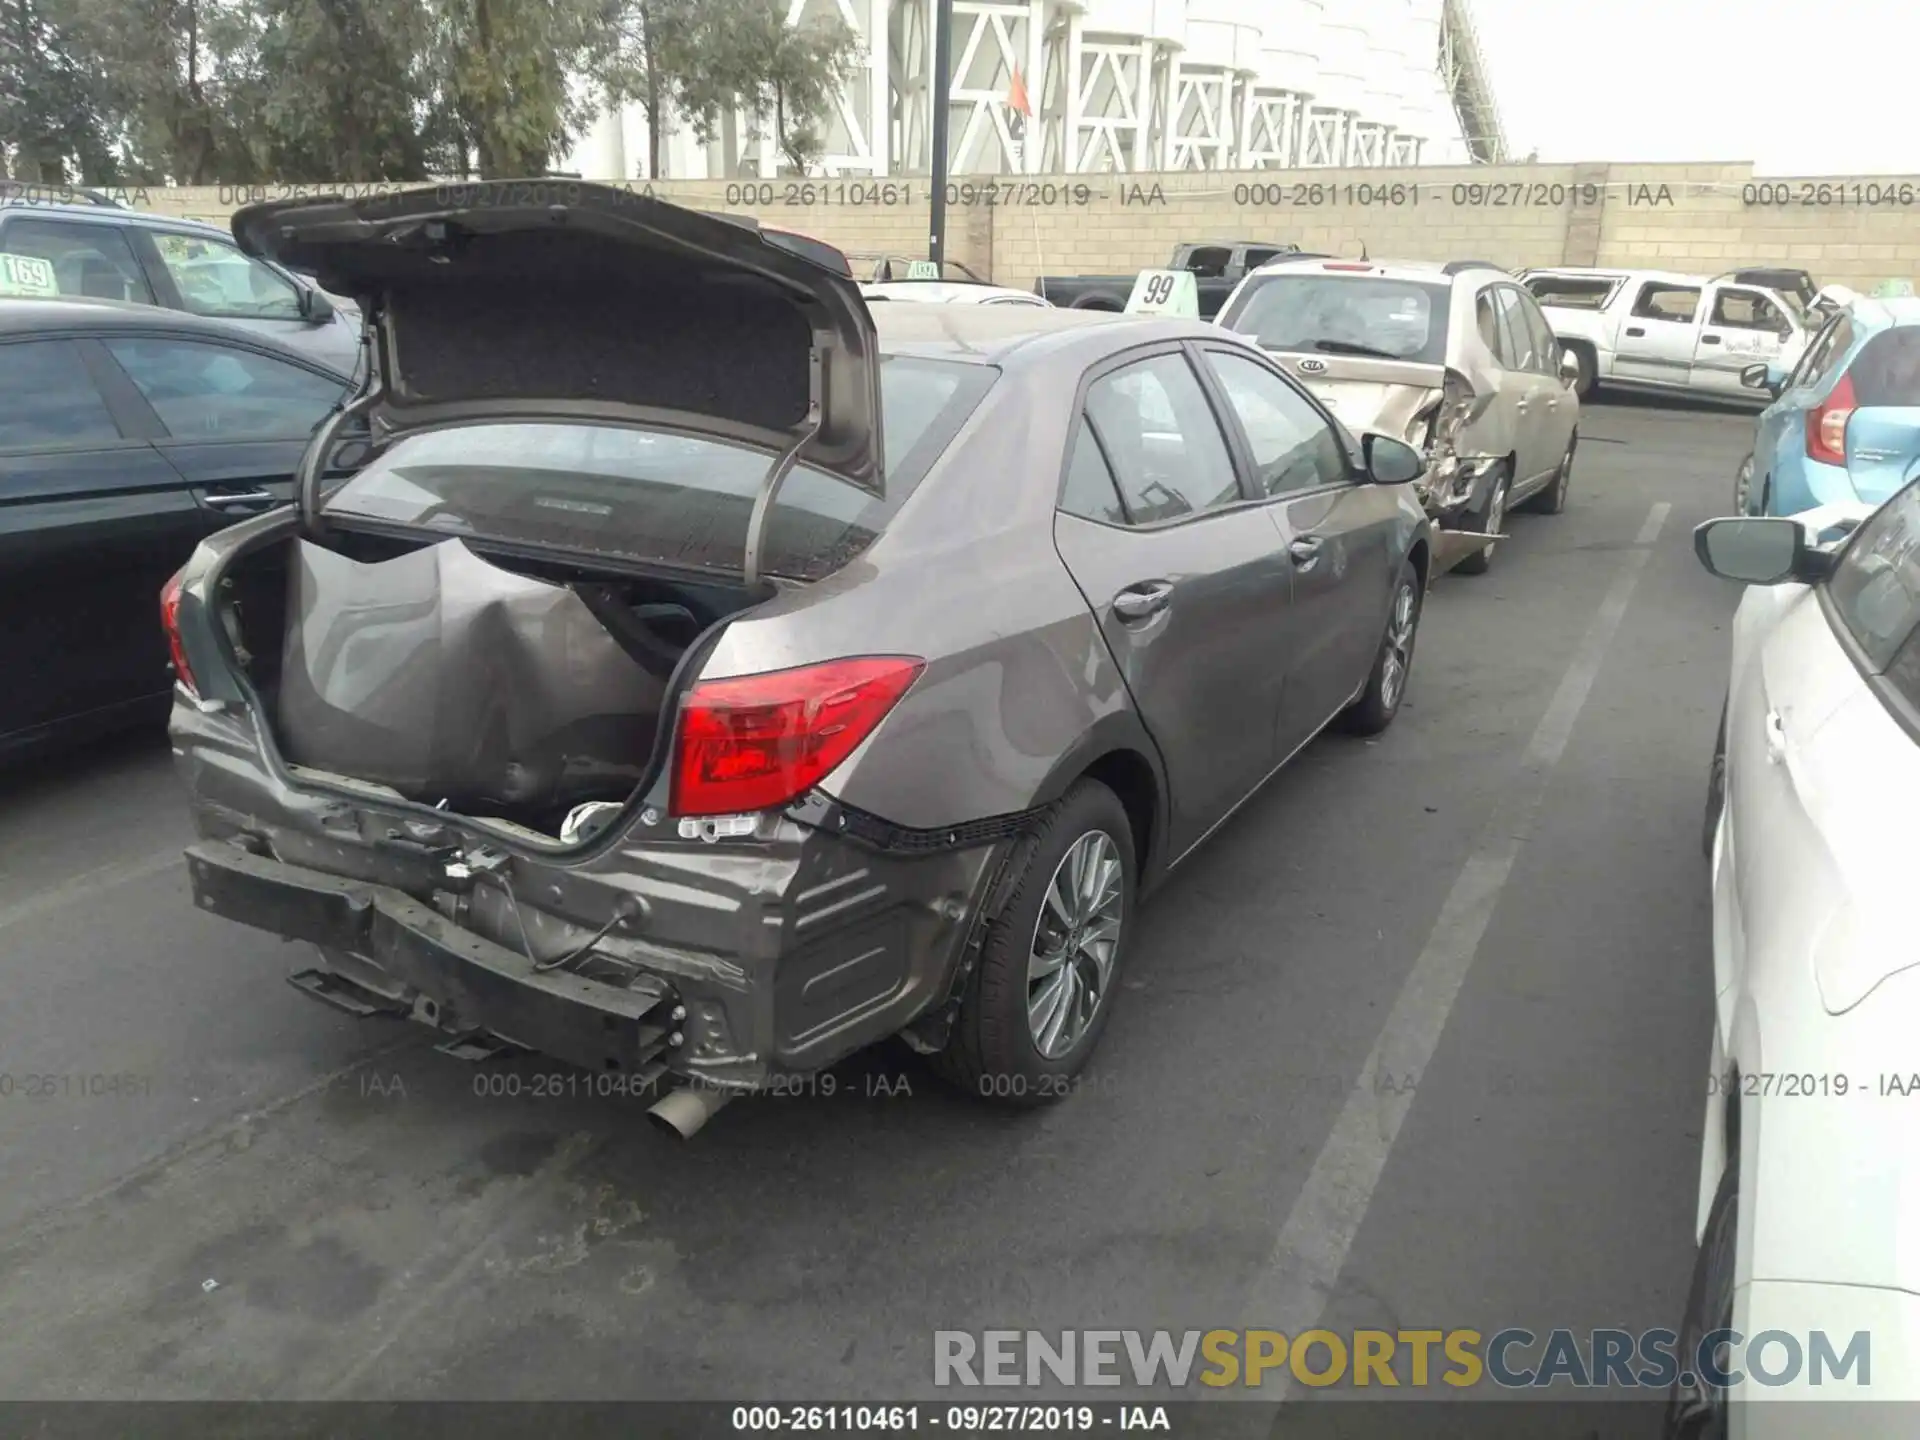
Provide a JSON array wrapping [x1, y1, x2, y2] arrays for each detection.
[[187, 841, 681, 1078]]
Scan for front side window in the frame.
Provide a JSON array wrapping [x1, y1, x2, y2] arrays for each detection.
[[1084, 352, 1242, 524], [1202, 350, 1347, 497], [1829, 478, 1920, 669], [322, 356, 996, 581], [0, 340, 124, 450], [151, 232, 305, 320], [0, 219, 155, 304], [1710, 288, 1790, 334], [1518, 292, 1561, 373], [103, 338, 348, 440], [1221, 275, 1452, 366]]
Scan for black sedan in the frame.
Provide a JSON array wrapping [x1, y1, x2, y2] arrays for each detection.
[[0, 297, 353, 759]]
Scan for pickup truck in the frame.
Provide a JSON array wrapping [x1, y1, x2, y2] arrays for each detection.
[[1516, 266, 1813, 402], [1036, 240, 1310, 316]]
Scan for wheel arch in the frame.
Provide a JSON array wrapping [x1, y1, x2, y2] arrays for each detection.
[[1025, 710, 1170, 889]]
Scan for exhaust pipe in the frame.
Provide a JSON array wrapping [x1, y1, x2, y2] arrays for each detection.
[[647, 1083, 735, 1140]]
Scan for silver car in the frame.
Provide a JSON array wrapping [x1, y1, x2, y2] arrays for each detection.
[[1216, 258, 1582, 575], [164, 183, 1433, 1135]]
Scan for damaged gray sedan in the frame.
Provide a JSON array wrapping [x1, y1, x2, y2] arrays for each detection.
[[165, 183, 1433, 1135]]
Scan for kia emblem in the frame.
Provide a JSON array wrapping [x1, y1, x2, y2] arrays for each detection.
[[1298, 358, 1327, 374]]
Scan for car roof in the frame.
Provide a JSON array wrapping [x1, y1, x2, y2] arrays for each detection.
[[1248, 256, 1470, 285], [872, 302, 1217, 365], [0, 294, 351, 372], [0, 199, 229, 238]]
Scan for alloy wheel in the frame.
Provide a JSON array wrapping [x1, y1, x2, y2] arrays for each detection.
[[1380, 579, 1419, 712], [1733, 456, 1754, 514], [1026, 830, 1125, 1060]]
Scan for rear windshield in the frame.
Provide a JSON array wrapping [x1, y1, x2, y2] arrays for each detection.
[[323, 356, 994, 581], [1523, 274, 1620, 310], [1849, 327, 1920, 408], [1219, 274, 1453, 365]]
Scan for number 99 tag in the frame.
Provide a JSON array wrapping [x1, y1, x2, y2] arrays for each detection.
[[1125, 268, 1198, 317]]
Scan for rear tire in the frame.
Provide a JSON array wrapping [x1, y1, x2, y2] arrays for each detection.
[[1523, 434, 1575, 515], [1567, 343, 1597, 400], [1340, 558, 1423, 736], [1702, 696, 1728, 860], [1663, 1164, 1736, 1440], [1452, 463, 1511, 576], [930, 780, 1136, 1108]]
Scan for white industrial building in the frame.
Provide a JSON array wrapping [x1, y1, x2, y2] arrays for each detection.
[[561, 0, 1507, 179]]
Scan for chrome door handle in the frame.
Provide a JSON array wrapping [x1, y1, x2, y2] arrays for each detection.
[[1765, 709, 1787, 764], [1288, 537, 1322, 566], [202, 489, 277, 508], [1112, 581, 1173, 620]]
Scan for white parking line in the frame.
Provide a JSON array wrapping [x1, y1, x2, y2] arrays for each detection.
[[1236, 501, 1672, 1396], [0, 850, 182, 935]]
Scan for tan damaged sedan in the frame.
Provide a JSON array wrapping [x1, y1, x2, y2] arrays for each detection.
[[1216, 257, 1582, 575]]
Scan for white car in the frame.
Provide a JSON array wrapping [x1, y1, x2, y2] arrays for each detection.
[[1518, 266, 1813, 403], [859, 279, 1050, 307], [1685, 486, 1920, 1435]]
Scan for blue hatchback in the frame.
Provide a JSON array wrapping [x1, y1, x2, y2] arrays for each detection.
[[1737, 295, 1920, 516]]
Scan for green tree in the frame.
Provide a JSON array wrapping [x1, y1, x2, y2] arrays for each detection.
[[0, 0, 126, 180], [424, 0, 610, 177], [76, 0, 262, 183], [245, 0, 436, 181], [660, 0, 861, 175]]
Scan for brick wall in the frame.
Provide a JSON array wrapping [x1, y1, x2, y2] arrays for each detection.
[[134, 160, 1920, 292]]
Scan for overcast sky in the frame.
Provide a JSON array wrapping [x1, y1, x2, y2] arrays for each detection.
[[1470, 0, 1920, 175]]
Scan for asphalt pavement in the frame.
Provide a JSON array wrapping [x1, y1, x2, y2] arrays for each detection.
[[0, 392, 1754, 1407]]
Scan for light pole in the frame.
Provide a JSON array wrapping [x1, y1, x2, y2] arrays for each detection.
[[927, 0, 953, 270]]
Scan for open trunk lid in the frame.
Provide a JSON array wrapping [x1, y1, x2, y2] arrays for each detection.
[[1262, 351, 1444, 438], [231, 182, 884, 509]]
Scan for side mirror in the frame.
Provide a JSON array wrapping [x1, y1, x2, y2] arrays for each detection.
[[1362, 433, 1425, 485], [1693, 516, 1829, 585], [1558, 348, 1580, 388], [299, 287, 336, 323]]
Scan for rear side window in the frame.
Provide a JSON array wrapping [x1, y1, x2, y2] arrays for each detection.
[[1524, 274, 1617, 310], [1631, 283, 1701, 323], [1084, 352, 1242, 523], [1059, 419, 1129, 525], [0, 340, 124, 449], [1475, 291, 1512, 366], [104, 337, 346, 440], [1493, 287, 1542, 371], [1829, 479, 1920, 668], [1221, 275, 1452, 365], [1848, 328, 1920, 407], [0, 218, 156, 304], [321, 356, 996, 581]]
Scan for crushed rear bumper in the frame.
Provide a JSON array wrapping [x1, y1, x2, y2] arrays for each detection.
[[187, 841, 684, 1076]]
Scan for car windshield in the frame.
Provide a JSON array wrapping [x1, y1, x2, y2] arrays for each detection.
[[322, 356, 995, 581], [1221, 275, 1452, 365]]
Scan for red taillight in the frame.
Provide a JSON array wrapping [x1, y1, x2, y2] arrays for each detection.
[[160, 568, 198, 697], [670, 656, 925, 817], [1808, 372, 1856, 466]]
